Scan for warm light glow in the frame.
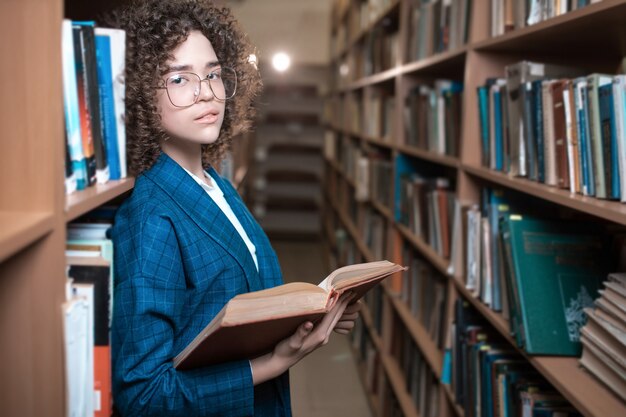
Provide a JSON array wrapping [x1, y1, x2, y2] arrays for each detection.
[[248, 54, 258, 69], [272, 52, 291, 72]]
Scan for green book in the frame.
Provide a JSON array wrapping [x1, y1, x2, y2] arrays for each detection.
[[501, 214, 608, 355]]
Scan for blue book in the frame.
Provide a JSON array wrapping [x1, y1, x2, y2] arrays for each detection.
[[579, 80, 596, 196], [500, 214, 608, 355], [394, 154, 415, 222], [481, 349, 518, 417], [95, 34, 121, 180], [478, 85, 490, 167], [61, 19, 87, 190], [493, 86, 504, 171], [598, 82, 620, 199]]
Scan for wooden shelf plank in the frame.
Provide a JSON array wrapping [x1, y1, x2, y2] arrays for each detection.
[[370, 199, 393, 222], [396, 144, 460, 169], [65, 178, 135, 222], [384, 285, 443, 379], [474, 0, 626, 59], [442, 383, 465, 417], [464, 165, 626, 226], [350, 347, 382, 417], [361, 303, 420, 417], [0, 212, 55, 263], [395, 222, 450, 277]]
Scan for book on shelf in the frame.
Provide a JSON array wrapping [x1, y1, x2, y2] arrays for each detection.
[[95, 27, 127, 179], [62, 19, 88, 192], [62, 286, 94, 417], [67, 255, 112, 417], [173, 260, 406, 370], [73, 21, 109, 186], [500, 214, 609, 355], [94, 31, 121, 181], [578, 273, 626, 401]]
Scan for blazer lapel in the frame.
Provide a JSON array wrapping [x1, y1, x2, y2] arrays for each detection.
[[209, 168, 281, 289], [145, 153, 263, 292]]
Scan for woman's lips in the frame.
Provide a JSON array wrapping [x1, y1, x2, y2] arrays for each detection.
[[194, 110, 219, 124]]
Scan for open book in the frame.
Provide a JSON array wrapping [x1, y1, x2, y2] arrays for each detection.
[[173, 260, 406, 370]]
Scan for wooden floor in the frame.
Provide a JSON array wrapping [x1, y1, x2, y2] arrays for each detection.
[[272, 238, 373, 417]]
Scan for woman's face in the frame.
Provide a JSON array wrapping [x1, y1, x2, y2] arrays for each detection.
[[156, 30, 226, 146]]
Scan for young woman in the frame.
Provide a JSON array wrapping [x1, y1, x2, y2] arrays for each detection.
[[109, 1, 360, 416]]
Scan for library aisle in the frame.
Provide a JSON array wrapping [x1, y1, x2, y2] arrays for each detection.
[[273, 239, 373, 417]]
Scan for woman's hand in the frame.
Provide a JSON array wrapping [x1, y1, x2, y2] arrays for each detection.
[[250, 293, 352, 385], [333, 298, 361, 334]]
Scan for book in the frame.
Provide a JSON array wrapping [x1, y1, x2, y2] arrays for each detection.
[[94, 32, 121, 181], [74, 21, 109, 184], [67, 256, 112, 417], [94, 27, 127, 179], [62, 293, 92, 417], [500, 214, 608, 355], [61, 19, 87, 191], [173, 260, 406, 370]]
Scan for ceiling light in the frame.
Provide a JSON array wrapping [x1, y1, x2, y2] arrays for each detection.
[[272, 52, 291, 72]]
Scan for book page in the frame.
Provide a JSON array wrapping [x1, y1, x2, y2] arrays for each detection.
[[318, 260, 404, 292]]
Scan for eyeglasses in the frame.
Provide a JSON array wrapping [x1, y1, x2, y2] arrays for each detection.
[[157, 67, 237, 107]]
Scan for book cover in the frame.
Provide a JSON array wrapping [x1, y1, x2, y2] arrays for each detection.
[[72, 24, 97, 186], [502, 214, 608, 355], [173, 260, 405, 370], [551, 80, 570, 189], [574, 78, 594, 196], [612, 76, 626, 202], [598, 82, 620, 200], [95, 27, 127, 178], [586, 74, 613, 199], [61, 19, 87, 191], [74, 21, 109, 184], [94, 33, 121, 180]]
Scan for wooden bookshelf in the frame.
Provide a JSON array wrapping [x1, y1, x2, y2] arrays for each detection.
[[0, 212, 55, 263], [361, 302, 420, 417], [324, 1, 626, 417], [0, 1, 250, 415], [384, 285, 443, 379], [65, 178, 135, 221]]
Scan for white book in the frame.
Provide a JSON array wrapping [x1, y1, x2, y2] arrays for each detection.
[[562, 86, 577, 194], [62, 295, 91, 417]]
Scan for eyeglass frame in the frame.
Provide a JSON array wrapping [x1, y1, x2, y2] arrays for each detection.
[[155, 67, 238, 108]]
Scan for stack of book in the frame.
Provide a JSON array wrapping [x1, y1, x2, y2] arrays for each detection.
[[62, 19, 127, 194], [579, 273, 626, 402], [477, 60, 626, 202]]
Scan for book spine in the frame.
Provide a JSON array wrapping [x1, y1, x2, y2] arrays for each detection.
[[599, 82, 620, 200], [77, 22, 109, 184], [587, 75, 607, 198], [613, 76, 626, 202], [94, 34, 121, 180], [62, 19, 87, 191], [72, 24, 97, 186]]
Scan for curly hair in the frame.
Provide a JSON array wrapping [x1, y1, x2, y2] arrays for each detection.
[[105, 0, 262, 176]]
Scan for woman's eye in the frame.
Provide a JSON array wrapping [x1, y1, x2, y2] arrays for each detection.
[[208, 71, 221, 81], [167, 75, 189, 86]]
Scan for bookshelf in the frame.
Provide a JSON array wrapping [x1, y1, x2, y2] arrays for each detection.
[[0, 1, 255, 415], [324, 1, 626, 417]]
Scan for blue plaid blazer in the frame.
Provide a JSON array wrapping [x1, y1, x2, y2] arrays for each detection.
[[110, 152, 291, 417]]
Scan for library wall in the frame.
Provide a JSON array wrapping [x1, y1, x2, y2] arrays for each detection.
[[323, 1, 626, 416]]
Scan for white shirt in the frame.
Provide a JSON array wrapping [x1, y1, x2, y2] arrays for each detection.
[[183, 168, 259, 272]]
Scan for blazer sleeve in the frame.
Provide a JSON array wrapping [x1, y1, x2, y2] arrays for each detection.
[[111, 207, 254, 417]]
